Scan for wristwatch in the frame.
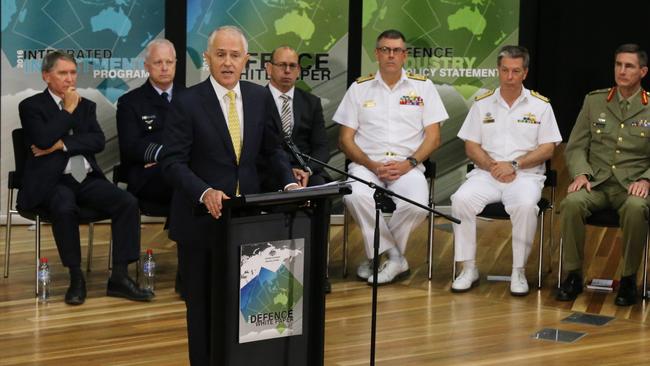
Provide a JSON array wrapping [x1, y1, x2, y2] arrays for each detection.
[[511, 160, 519, 171], [406, 156, 418, 167]]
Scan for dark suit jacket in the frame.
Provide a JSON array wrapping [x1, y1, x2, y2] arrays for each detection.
[[116, 81, 183, 194], [260, 86, 330, 190], [160, 79, 294, 244], [17, 89, 105, 210]]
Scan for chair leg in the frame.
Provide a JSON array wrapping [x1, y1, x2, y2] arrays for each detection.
[[108, 237, 113, 271], [537, 212, 545, 289], [86, 223, 94, 273], [643, 231, 649, 299], [35, 215, 41, 296], [4, 188, 14, 278], [557, 237, 564, 289], [342, 208, 350, 278], [427, 212, 434, 280]]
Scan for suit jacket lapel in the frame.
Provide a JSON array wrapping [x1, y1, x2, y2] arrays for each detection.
[[626, 92, 645, 120], [606, 99, 624, 121], [240, 82, 255, 162], [291, 89, 304, 138], [198, 79, 237, 162], [143, 81, 168, 108]]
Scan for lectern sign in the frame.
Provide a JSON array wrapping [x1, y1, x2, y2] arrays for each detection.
[[239, 239, 305, 343]]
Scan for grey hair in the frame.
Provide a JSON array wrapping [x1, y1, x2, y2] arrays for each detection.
[[41, 50, 76, 72], [206, 25, 248, 53], [497, 45, 530, 69], [144, 38, 176, 62]]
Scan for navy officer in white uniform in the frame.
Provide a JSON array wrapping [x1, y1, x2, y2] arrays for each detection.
[[333, 29, 448, 285], [450, 45, 562, 296]]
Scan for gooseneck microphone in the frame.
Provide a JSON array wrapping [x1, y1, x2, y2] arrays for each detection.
[[284, 136, 313, 175]]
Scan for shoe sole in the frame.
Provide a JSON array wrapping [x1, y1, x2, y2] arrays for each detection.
[[366, 269, 411, 286], [106, 290, 153, 302], [451, 278, 480, 293], [510, 289, 530, 297], [555, 289, 583, 301], [65, 298, 85, 305]]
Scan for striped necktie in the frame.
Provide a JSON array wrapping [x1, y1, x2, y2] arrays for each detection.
[[279, 94, 292, 137], [226, 90, 241, 163]]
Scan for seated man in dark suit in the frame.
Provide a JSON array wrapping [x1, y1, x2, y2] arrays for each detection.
[[17, 50, 153, 305], [117, 39, 180, 204], [260, 45, 330, 190], [116, 38, 184, 298]]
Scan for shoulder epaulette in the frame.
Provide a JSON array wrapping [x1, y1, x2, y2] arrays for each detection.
[[587, 88, 611, 96], [356, 73, 375, 83], [406, 72, 427, 81], [531, 90, 550, 103], [474, 89, 494, 101]]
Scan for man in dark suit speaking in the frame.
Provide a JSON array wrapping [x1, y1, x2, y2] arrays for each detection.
[[260, 45, 330, 190], [17, 50, 153, 305], [160, 26, 298, 365]]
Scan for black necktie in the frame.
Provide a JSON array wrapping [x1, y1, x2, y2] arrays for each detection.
[[161, 91, 169, 103]]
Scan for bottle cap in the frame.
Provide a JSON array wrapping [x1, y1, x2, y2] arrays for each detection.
[[146, 248, 153, 255], [40, 257, 48, 263]]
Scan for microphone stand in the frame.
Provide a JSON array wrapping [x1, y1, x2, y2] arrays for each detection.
[[293, 151, 460, 366]]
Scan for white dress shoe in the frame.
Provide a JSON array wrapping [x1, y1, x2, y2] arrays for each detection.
[[451, 268, 479, 292], [357, 258, 376, 280], [367, 257, 410, 285], [510, 269, 529, 296]]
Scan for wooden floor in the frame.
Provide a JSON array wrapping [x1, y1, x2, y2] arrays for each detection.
[[1, 217, 650, 365], [2, 148, 650, 365]]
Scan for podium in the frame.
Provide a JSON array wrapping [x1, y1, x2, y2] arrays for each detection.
[[210, 183, 351, 366]]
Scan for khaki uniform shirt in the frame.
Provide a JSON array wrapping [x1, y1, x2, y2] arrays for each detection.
[[565, 87, 650, 188]]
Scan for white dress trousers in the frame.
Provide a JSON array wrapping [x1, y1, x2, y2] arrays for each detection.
[[344, 163, 429, 259], [451, 169, 545, 268]]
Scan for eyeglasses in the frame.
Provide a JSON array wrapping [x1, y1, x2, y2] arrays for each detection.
[[376, 46, 406, 55], [150, 60, 176, 68], [271, 62, 299, 71]]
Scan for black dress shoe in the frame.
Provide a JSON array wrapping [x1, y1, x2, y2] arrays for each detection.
[[174, 270, 186, 301], [615, 275, 637, 306], [556, 271, 583, 301], [324, 279, 331, 294], [65, 276, 87, 305], [107, 275, 154, 302]]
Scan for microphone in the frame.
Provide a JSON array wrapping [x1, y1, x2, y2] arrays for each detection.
[[284, 136, 313, 175]]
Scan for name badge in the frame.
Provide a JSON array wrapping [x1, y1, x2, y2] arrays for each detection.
[[363, 100, 376, 108], [142, 115, 156, 124]]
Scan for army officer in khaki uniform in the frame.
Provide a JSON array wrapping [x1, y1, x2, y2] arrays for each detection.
[[557, 43, 650, 306]]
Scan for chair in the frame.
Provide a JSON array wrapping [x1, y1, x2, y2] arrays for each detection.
[[557, 209, 649, 298], [3, 128, 111, 295], [451, 162, 557, 289], [342, 160, 437, 280]]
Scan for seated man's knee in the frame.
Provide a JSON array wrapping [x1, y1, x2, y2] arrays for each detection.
[[620, 196, 649, 218], [560, 192, 587, 215]]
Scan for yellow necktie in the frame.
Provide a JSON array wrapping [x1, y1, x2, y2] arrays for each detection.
[[226, 90, 241, 163]]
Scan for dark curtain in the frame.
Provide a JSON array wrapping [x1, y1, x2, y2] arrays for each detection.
[[520, 0, 650, 139]]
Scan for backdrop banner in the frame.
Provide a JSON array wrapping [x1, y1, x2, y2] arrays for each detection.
[[1, 0, 165, 216], [361, 0, 519, 201]]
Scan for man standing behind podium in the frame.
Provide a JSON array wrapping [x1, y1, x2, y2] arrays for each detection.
[[261, 45, 329, 190], [160, 26, 297, 365]]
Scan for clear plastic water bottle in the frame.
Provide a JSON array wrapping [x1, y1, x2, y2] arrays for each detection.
[[142, 249, 156, 292], [38, 257, 51, 303]]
